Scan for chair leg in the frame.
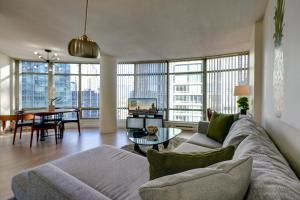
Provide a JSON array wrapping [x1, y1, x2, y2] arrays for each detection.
[[77, 120, 81, 136], [19, 126, 23, 139], [13, 127, 18, 145], [30, 129, 34, 148], [55, 128, 58, 144], [37, 130, 39, 142]]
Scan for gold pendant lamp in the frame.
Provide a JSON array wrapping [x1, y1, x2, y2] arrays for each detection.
[[68, 0, 100, 58]]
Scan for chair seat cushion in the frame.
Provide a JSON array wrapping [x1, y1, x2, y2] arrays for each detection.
[[51, 145, 148, 200], [186, 133, 222, 148]]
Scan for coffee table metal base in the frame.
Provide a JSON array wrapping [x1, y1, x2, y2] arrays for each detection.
[[134, 140, 169, 156]]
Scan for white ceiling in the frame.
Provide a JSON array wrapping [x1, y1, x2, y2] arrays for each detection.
[[0, 0, 268, 62]]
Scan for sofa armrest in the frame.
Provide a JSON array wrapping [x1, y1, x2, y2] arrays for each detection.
[[28, 164, 111, 200], [198, 121, 209, 134]]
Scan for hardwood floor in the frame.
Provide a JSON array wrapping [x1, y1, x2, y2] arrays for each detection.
[[0, 128, 193, 199]]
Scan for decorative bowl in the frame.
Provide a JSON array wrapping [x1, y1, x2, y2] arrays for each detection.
[[146, 126, 158, 135]]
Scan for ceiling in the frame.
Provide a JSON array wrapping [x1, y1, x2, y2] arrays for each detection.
[[0, 0, 268, 62]]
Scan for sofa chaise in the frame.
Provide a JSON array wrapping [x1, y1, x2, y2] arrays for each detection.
[[12, 117, 300, 200]]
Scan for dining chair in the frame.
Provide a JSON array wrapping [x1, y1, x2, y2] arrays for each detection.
[[60, 108, 81, 137], [30, 112, 63, 148], [13, 111, 34, 145]]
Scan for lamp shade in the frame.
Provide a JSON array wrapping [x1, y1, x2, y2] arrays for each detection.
[[68, 34, 100, 59], [234, 85, 250, 96]]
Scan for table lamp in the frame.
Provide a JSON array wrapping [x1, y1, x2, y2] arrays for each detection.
[[234, 85, 250, 115]]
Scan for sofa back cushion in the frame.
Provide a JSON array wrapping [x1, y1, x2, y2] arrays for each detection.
[[234, 133, 300, 200], [139, 157, 252, 200], [223, 117, 259, 148]]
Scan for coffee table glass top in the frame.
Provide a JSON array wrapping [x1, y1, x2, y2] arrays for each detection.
[[127, 128, 182, 145]]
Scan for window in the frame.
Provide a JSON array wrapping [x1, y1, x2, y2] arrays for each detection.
[[207, 55, 248, 114], [54, 64, 79, 108], [117, 62, 167, 119], [19, 61, 49, 108], [168, 60, 204, 122], [80, 64, 100, 118], [20, 62, 100, 119]]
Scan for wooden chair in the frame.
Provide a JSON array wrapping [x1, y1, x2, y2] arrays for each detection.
[[13, 111, 34, 144], [207, 108, 214, 121], [60, 108, 81, 137], [30, 112, 63, 148]]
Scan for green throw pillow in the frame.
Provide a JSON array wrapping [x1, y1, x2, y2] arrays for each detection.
[[147, 145, 235, 180], [207, 112, 235, 143]]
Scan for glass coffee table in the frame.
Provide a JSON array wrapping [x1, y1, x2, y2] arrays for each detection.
[[127, 128, 182, 156]]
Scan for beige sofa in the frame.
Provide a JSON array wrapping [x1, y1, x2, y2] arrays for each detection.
[[11, 117, 300, 200]]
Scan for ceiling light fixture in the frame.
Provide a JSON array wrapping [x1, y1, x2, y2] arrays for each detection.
[[68, 0, 100, 59], [34, 49, 60, 63]]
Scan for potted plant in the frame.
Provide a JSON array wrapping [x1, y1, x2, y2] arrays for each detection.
[[237, 97, 249, 115]]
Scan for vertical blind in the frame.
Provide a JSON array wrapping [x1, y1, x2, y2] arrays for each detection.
[[206, 54, 249, 114], [117, 62, 168, 119]]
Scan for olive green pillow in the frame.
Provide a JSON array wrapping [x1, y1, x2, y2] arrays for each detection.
[[147, 145, 235, 180], [207, 112, 235, 143]]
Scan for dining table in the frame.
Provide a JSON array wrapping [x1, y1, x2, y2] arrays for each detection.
[[22, 108, 78, 140]]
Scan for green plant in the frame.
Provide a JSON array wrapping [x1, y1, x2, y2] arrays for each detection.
[[274, 0, 285, 47], [237, 97, 249, 110]]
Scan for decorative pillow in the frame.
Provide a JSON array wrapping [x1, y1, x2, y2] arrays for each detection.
[[207, 112, 235, 143], [139, 157, 253, 200], [147, 145, 235, 180]]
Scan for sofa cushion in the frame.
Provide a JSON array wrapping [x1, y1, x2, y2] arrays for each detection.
[[187, 132, 222, 148], [139, 157, 252, 200], [174, 142, 214, 153], [234, 133, 300, 200], [51, 145, 148, 200], [147, 146, 235, 180], [207, 112, 235, 143], [223, 117, 259, 148]]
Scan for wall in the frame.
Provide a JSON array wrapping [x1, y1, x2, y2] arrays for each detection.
[[249, 20, 263, 124], [262, 0, 300, 177], [0, 52, 14, 115]]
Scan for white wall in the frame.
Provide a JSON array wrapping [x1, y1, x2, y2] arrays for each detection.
[[0, 52, 14, 115], [262, 0, 300, 177]]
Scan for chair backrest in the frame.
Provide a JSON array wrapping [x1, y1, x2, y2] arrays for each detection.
[[15, 111, 34, 122], [207, 108, 214, 121]]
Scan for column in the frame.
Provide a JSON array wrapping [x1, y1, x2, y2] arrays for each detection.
[[100, 55, 117, 133]]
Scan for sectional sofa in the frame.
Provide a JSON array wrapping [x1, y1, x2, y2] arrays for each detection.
[[11, 117, 300, 200]]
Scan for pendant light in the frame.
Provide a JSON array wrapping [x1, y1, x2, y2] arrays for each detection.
[[68, 0, 100, 58]]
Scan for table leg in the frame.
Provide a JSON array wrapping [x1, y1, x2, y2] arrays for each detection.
[[153, 144, 159, 151], [2, 121, 6, 132], [134, 144, 146, 156], [163, 140, 169, 149]]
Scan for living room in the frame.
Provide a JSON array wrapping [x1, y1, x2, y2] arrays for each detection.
[[0, 0, 300, 199]]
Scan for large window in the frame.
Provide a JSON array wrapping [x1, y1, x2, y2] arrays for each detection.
[[20, 53, 248, 122], [169, 60, 204, 122], [20, 61, 100, 119]]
